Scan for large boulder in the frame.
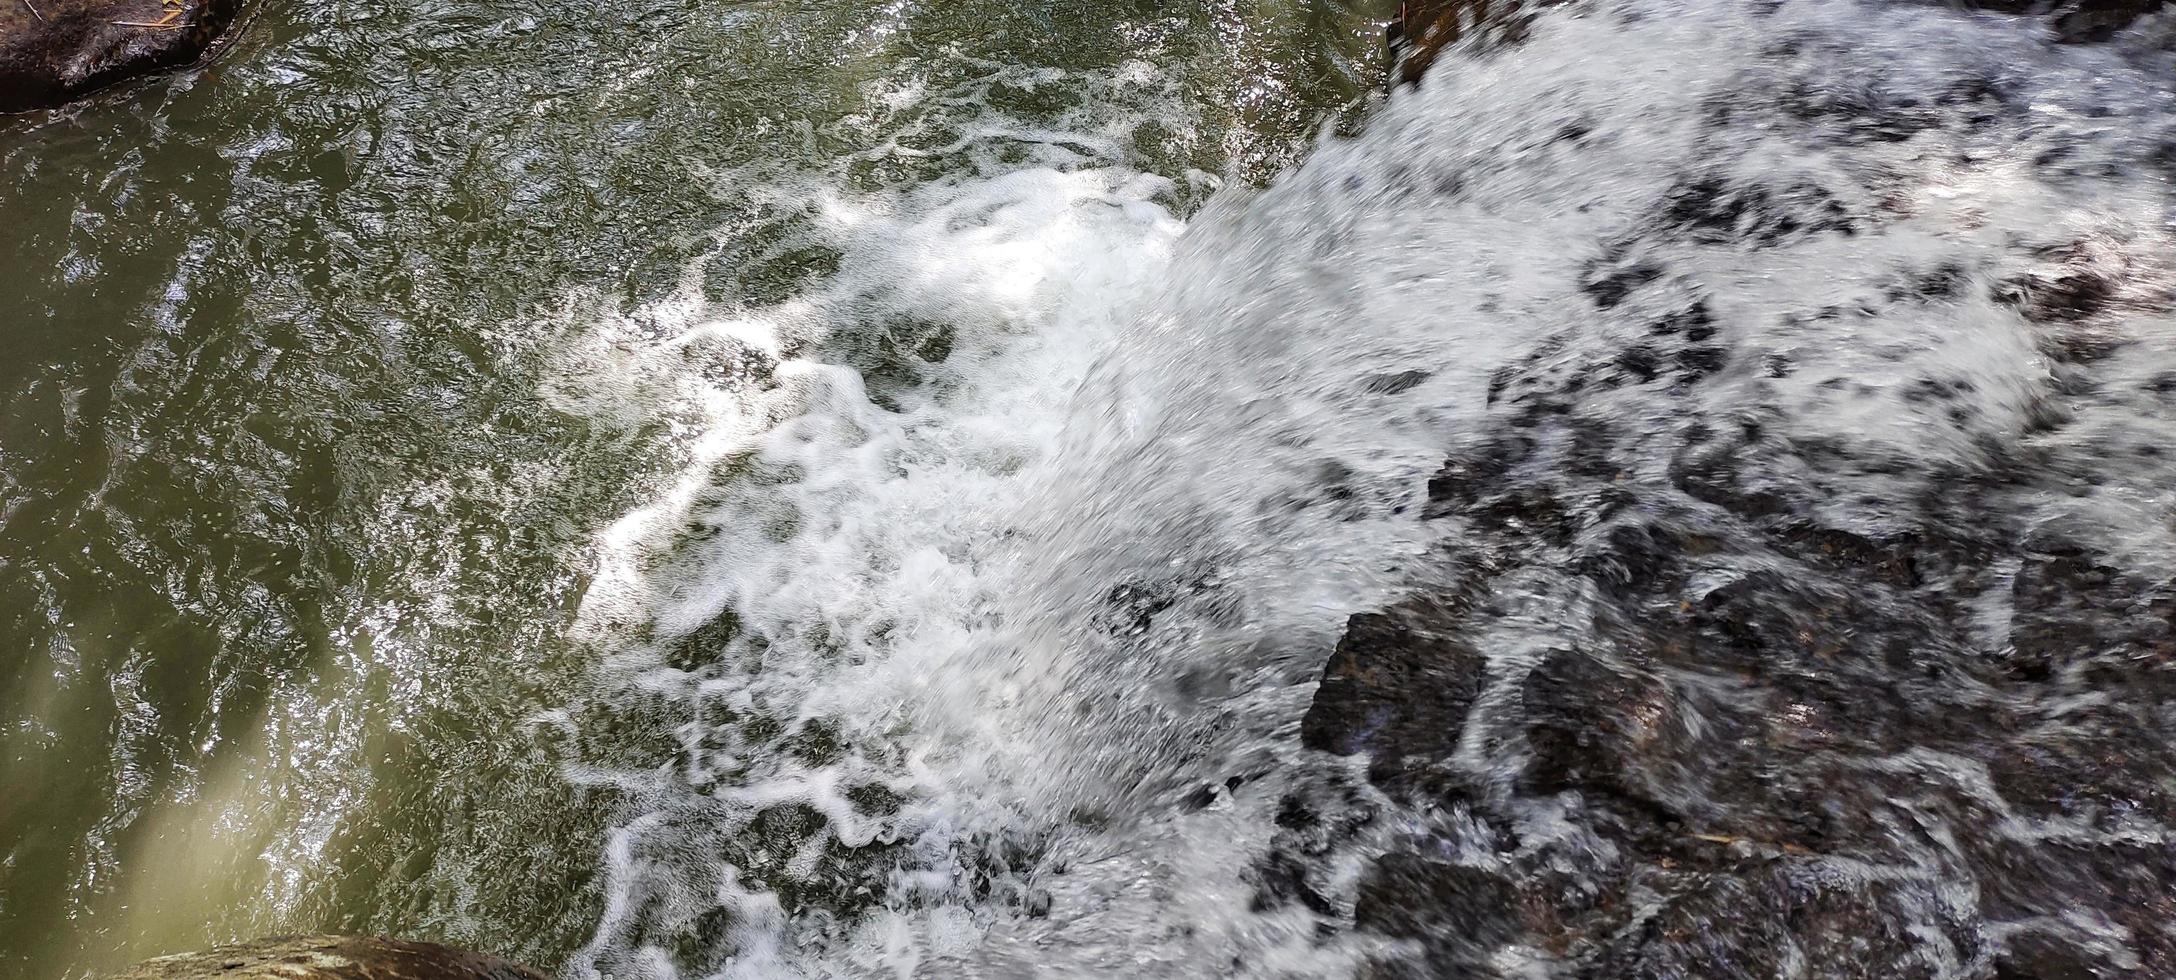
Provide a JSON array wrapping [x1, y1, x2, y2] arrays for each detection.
[[0, 0, 243, 113], [104, 935, 548, 980]]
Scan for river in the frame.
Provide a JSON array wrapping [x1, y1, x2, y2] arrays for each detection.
[[0, 1, 1377, 974], [3, 0, 2174, 978]]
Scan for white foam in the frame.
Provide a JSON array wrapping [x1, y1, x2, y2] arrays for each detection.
[[552, 2, 2176, 976]]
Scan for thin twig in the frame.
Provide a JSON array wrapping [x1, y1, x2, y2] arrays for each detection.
[[20, 0, 47, 24], [113, 7, 187, 28], [1685, 832, 1812, 855]]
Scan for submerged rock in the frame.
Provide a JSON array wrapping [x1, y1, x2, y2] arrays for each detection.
[[1279, 3, 2176, 977], [105, 936, 547, 980], [1291, 361, 2176, 978], [1300, 597, 1485, 780], [0, 0, 243, 113], [1959, 0, 2175, 43], [1387, 0, 2174, 87]]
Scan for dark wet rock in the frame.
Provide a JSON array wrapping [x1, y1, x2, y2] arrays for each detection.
[[1388, 0, 2175, 90], [1520, 648, 1691, 810], [1589, 866, 1950, 980], [1660, 175, 1857, 246], [1995, 932, 2125, 980], [1956, 0, 2172, 41], [1388, 0, 1552, 86], [1422, 439, 1532, 513], [1300, 596, 1486, 793], [1304, 3, 2176, 976], [1582, 258, 1664, 309], [1362, 369, 1433, 395], [105, 935, 547, 979], [1247, 775, 1379, 920], [2049, 0, 2173, 41], [1290, 411, 2176, 976], [1998, 267, 2120, 324], [1283, 77, 2176, 980], [0, 0, 242, 113], [2005, 547, 2171, 680], [1353, 855, 1530, 977], [1253, 847, 1345, 918]]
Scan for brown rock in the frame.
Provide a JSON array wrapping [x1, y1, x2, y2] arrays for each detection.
[[103, 935, 548, 980], [1388, 0, 1550, 86], [0, 0, 242, 113], [1299, 596, 1487, 795]]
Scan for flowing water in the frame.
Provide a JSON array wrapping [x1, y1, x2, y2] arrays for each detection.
[[3, 0, 2174, 978], [0, 0, 1382, 975]]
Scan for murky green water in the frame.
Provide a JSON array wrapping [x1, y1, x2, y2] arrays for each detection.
[[0, 1, 1384, 975]]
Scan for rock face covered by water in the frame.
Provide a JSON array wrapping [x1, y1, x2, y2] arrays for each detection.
[[1965, 0, 2173, 43], [106, 935, 547, 980], [1296, 453, 2176, 976], [1387, 0, 2175, 85], [1273, 2, 2176, 978], [0, 0, 241, 112]]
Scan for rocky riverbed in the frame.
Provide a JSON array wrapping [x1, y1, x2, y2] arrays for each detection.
[[1267, 2, 2176, 976]]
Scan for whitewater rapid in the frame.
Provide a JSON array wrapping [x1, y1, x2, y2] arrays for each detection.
[[542, 1, 2176, 976]]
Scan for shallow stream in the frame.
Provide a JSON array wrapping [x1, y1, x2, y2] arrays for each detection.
[[3, 1, 2173, 978]]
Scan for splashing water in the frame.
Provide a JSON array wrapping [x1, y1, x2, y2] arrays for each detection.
[[553, 1, 2176, 976]]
